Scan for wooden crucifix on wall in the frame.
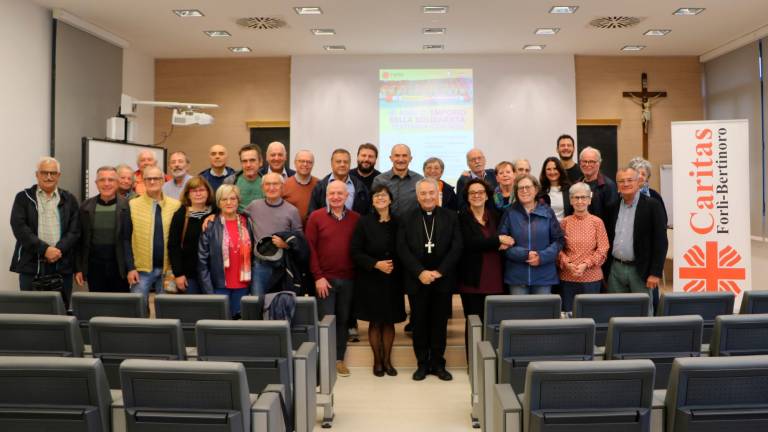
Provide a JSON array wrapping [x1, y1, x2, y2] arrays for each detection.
[[623, 72, 667, 158]]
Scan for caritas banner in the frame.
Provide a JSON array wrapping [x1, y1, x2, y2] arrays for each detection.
[[672, 119, 750, 303]]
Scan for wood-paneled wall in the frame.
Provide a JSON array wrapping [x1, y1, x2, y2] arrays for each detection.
[[154, 57, 290, 174], [575, 55, 703, 189]]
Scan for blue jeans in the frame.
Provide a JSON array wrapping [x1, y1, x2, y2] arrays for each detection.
[[130, 268, 164, 302], [214, 287, 249, 317], [252, 260, 274, 296], [561, 281, 602, 312], [508, 285, 552, 295]]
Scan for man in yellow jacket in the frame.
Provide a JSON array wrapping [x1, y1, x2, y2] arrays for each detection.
[[127, 165, 180, 301]]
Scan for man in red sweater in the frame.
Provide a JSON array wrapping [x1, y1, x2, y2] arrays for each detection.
[[305, 180, 360, 377]]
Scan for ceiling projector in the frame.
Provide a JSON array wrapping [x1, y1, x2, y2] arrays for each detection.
[[172, 109, 214, 126]]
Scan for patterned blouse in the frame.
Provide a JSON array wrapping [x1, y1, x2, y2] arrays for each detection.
[[558, 213, 609, 282]]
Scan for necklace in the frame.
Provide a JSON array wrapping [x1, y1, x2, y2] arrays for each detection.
[[422, 215, 435, 254]]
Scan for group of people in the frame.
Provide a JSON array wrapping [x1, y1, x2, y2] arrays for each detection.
[[9, 134, 668, 382]]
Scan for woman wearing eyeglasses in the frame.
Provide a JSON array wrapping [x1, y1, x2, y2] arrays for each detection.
[[557, 182, 609, 312], [498, 174, 564, 295]]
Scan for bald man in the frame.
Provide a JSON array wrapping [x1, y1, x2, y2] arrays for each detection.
[[259, 141, 296, 178], [305, 180, 361, 377], [199, 144, 236, 192], [372, 144, 423, 217], [133, 150, 168, 196]]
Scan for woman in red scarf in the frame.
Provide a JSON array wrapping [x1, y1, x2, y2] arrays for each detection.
[[199, 184, 256, 318]]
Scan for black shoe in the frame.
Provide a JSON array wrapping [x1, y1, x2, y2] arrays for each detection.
[[373, 364, 385, 377], [412, 366, 428, 381], [431, 368, 453, 381], [384, 363, 398, 376]]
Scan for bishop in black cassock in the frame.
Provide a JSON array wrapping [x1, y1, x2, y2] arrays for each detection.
[[397, 178, 463, 381]]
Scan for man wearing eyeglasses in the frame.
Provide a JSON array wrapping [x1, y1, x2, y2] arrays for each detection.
[[604, 167, 668, 313], [10, 157, 80, 308], [578, 147, 618, 221], [126, 165, 181, 302], [456, 148, 498, 209]]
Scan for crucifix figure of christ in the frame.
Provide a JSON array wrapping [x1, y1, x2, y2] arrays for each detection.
[[623, 72, 667, 158]]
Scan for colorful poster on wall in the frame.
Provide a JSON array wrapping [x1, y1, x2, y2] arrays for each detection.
[[672, 119, 750, 306], [379, 69, 474, 184]]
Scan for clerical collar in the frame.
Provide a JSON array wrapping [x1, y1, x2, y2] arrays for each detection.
[[97, 196, 117, 206], [421, 208, 436, 217]]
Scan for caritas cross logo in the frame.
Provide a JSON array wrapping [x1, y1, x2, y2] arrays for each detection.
[[679, 241, 746, 294]]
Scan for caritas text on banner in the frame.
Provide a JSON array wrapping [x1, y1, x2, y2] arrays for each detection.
[[672, 119, 750, 303]]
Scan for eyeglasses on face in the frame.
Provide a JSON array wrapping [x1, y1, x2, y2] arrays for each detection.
[[144, 177, 164, 183], [571, 195, 591, 201]]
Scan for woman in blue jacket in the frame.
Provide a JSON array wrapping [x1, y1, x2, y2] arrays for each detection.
[[198, 184, 257, 318], [498, 174, 564, 295]]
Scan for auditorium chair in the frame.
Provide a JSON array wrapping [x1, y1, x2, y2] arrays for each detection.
[[476, 318, 594, 432], [572, 293, 651, 347], [604, 315, 703, 389], [739, 290, 768, 314], [657, 292, 734, 344], [493, 359, 656, 432], [89, 316, 186, 389], [196, 319, 317, 432], [241, 295, 337, 428], [71, 292, 146, 344], [154, 294, 229, 347], [119, 359, 284, 432], [0, 313, 83, 357], [0, 290, 66, 315], [666, 355, 768, 431], [468, 295, 560, 427], [710, 313, 768, 356], [0, 356, 112, 431]]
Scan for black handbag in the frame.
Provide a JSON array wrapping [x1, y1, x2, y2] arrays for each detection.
[[30, 260, 64, 293]]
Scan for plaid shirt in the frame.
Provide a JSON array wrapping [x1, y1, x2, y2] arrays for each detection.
[[36, 188, 61, 246]]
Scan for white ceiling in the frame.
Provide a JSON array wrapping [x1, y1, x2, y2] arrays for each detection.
[[33, 0, 768, 58]]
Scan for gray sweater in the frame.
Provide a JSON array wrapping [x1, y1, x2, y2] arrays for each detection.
[[244, 198, 303, 240]]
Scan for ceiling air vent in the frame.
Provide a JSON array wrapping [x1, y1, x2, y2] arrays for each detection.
[[236, 17, 287, 30], [589, 16, 642, 29]]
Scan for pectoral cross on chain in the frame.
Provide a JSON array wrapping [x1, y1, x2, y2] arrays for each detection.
[[425, 240, 435, 254]]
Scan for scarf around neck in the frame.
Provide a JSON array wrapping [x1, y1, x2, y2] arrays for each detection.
[[221, 214, 252, 283]]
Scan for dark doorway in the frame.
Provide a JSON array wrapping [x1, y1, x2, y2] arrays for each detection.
[[250, 127, 290, 158], [577, 125, 618, 182]]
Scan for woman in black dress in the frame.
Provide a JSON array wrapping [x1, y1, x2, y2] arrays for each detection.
[[351, 184, 406, 377]]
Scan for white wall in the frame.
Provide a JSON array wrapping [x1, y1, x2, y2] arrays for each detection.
[[122, 47, 155, 146], [0, 0, 52, 290], [291, 54, 577, 178], [0, 2, 156, 290]]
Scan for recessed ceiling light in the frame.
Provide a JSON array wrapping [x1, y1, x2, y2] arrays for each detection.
[[621, 45, 646, 51], [294, 7, 323, 15], [523, 45, 546, 51], [423, 6, 449, 14], [173, 9, 204, 17], [423, 44, 445, 50], [204, 30, 231, 38], [311, 29, 336, 36], [324, 45, 346, 51], [535, 28, 560, 35], [423, 28, 446, 35], [228, 47, 252, 53], [673, 8, 705, 16], [549, 6, 578, 14], [644, 29, 671, 36]]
